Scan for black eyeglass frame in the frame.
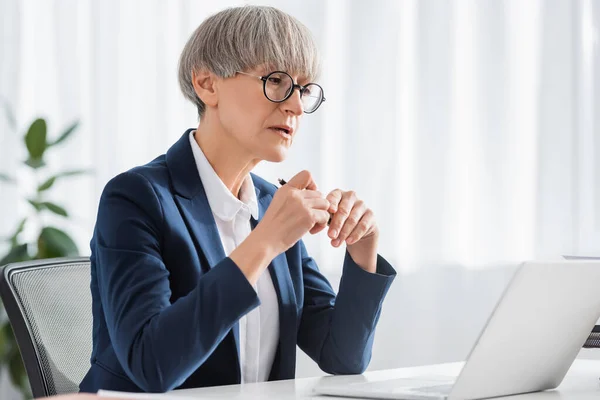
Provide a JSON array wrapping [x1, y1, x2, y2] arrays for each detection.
[[237, 70, 326, 114]]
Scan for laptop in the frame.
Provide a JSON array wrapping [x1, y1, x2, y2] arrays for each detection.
[[313, 260, 600, 400]]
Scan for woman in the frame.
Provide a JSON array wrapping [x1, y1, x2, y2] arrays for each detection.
[[80, 5, 396, 394]]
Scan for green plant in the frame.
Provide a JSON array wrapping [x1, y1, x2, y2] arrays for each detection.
[[0, 107, 88, 399]]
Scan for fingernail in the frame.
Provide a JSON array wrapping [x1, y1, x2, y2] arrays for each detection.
[[347, 237, 355, 244], [332, 239, 340, 246], [329, 229, 338, 239]]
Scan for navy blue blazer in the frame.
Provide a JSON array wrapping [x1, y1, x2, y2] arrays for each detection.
[[79, 130, 396, 393]]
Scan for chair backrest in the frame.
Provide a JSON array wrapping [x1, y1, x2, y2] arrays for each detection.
[[0, 257, 92, 398]]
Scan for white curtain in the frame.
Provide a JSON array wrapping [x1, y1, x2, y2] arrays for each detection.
[[0, 0, 598, 274]]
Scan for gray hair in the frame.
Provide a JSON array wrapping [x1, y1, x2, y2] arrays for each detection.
[[178, 5, 321, 118]]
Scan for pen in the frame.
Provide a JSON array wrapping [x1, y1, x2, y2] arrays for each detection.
[[278, 178, 333, 226]]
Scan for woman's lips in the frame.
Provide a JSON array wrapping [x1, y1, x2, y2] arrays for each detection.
[[269, 127, 292, 139]]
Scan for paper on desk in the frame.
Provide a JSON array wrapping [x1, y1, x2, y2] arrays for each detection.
[[98, 389, 198, 400]]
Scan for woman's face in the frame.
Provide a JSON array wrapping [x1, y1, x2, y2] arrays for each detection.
[[215, 66, 307, 163]]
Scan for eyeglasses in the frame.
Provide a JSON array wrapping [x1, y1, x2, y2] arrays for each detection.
[[236, 71, 326, 114]]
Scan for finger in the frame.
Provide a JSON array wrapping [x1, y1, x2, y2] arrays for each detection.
[[311, 209, 330, 227], [302, 189, 324, 199], [308, 198, 331, 235], [345, 209, 375, 245], [328, 191, 357, 239], [309, 221, 328, 235], [306, 197, 330, 211], [326, 189, 343, 213], [287, 170, 318, 191], [332, 200, 366, 247]]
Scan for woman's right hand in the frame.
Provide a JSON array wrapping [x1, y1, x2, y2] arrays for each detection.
[[230, 170, 329, 285], [256, 170, 331, 255]]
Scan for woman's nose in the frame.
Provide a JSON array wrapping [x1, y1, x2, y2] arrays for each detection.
[[283, 87, 304, 116]]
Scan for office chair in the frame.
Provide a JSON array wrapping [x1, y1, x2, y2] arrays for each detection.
[[0, 257, 92, 398]]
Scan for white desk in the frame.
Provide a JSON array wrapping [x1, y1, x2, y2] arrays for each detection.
[[168, 359, 600, 400]]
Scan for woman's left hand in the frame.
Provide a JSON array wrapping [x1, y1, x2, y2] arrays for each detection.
[[324, 189, 379, 273]]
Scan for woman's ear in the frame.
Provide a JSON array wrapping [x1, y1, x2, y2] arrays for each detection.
[[192, 69, 219, 108]]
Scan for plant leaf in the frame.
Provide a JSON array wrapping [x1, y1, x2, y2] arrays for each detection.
[[37, 227, 78, 258], [24, 118, 47, 165], [27, 200, 68, 216], [0, 244, 29, 265], [0, 173, 15, 184], [37, 176, 56, 192], [0, 324, 27, 394], [37, 169, 90, 193], [0, 322, 7, 362], [8, 345, 29, 394], [49, 120, 79, 147], [27, 199, 42, 212], [24, 158, 46, 169], [1, 322, 14, 345], [55, 169, 90, 178], [41, 202, 68, 217], [0, 322, 16, 365], [8, 218, 27, 246]]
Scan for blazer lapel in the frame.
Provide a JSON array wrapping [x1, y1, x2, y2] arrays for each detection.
[[175, 195, 226, 269], [166, 131, 227, 269]]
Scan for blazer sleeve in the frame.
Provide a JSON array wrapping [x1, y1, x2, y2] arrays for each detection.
[[296, 240, 396, 375], [94, 171, 259, 392]]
